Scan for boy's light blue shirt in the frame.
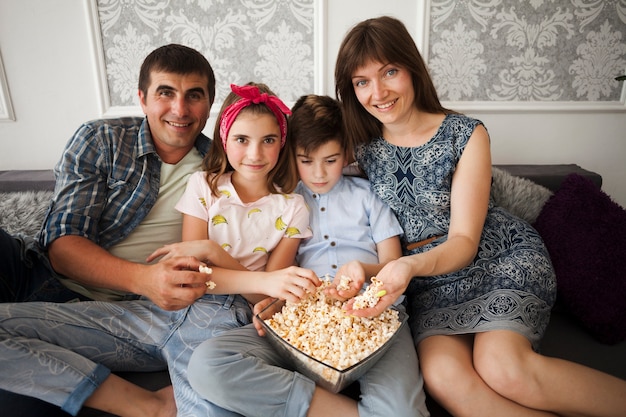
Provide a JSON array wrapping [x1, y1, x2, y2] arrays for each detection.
[[295, 175, 403, 278]]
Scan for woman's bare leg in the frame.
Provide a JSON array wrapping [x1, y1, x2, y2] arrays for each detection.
[[474, 331, 626, 417], [83, 374, 176, 417], [419, 334, 557, 417]]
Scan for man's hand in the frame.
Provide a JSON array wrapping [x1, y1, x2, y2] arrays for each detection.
[[141, 256, 210, 310]]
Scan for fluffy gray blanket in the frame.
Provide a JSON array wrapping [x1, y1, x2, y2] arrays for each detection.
[[0, 191, 53, 237]]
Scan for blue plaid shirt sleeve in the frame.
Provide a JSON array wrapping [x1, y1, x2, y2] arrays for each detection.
[[39, 117, 157, 249]]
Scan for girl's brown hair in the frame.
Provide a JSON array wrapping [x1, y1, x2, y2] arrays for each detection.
[[334, 16, 452, 147], [202, 82, 298, 195]]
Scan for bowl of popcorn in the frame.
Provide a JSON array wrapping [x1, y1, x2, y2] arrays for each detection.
[[256, 278, 407, 393]]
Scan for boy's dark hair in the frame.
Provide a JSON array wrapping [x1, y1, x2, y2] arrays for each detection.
[[138, 44, 216, 105], [289, 95, 348, 156]]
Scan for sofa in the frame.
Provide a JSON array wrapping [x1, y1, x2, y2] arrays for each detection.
[[1, 164, 625, 417]]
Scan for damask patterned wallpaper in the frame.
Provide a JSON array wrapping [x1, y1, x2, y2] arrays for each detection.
[[426, 0, 626, 105], [94, 0, 316, 110], [93, 0, 625, 112]]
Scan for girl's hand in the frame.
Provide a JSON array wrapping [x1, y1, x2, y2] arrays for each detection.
[[146, 240, 212, 263], [344, 257, 413, 317], [325, 260, 365, 301], [262, 266, 321, 303]]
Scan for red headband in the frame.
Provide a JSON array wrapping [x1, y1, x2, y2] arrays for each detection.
[[219, 84, 291, 150]]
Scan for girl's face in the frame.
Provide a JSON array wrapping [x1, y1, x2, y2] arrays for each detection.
[[296, 139, 347, 195], [225, 110, 282, 183], [351, 60, 416, 127]]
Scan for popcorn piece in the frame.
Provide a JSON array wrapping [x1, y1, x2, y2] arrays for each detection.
[[352, 277, 384, 310], [336, 274, 352, 292], [199, 265, 216, 289], [265, 280, 400, 371]]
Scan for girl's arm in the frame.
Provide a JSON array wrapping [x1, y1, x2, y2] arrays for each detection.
[[147, 214, 246, 271], [265, 237, 301, 271]]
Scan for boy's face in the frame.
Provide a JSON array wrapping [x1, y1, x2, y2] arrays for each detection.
[[296, 138, 347, 194]]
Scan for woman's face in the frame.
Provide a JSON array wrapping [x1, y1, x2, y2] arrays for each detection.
[[351, 60, 416, 127]]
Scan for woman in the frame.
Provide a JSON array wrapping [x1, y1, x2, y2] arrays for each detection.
[[335, 15, 626, 417]]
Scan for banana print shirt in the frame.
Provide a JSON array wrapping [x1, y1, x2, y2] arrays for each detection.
[[176, 171, 312, 271]]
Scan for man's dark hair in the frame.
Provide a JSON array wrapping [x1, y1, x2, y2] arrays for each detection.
[[138, 44, 216, 104]]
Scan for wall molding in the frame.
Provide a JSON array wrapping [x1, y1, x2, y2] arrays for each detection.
[[0, 50, 15, 122], [86, 0, 325, 119], [418, 0, 626, 113]]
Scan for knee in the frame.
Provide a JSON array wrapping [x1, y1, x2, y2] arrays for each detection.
[[420, 349, 470, 403], [187, 337, 234, 401], [474, 347, 538, 403]]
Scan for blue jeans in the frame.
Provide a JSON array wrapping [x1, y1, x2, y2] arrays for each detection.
[[188, 305, 430, 417], [0, 294, 251, 416]]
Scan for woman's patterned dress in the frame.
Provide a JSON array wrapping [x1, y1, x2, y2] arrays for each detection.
[[355, 114, 556, 350]]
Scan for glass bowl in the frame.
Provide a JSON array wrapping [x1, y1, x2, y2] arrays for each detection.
[[256, 299, 408, 393]]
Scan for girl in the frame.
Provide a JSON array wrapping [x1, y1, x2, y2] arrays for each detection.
[[149, 82, 318, 304]]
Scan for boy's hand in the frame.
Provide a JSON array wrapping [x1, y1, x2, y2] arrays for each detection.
[[343, 258, 411, 317], [325, 261, 365, 300], [252, 297, 283, 336]]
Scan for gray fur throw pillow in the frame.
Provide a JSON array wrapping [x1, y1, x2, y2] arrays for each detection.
[[491, 167, 553, 224], [0, 191, 53, 237]]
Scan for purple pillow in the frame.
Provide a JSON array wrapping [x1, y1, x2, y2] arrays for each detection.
[[533, 173, 626, 344]]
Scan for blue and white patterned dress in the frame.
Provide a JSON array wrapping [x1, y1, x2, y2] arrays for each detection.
[[355, 114, 556, 350]]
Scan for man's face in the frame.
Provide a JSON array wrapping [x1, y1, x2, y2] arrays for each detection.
[[138, 70, 211, 163]]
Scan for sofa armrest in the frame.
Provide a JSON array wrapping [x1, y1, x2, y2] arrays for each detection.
[[0, 170, 55, 192], [493, 164, 602, 192]]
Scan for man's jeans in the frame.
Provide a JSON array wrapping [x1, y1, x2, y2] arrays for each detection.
[[0, 229, 86, 303], [0, 294, 250, 416]]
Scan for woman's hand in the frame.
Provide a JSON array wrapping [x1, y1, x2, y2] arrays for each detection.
[[344, 257, 413, 317]]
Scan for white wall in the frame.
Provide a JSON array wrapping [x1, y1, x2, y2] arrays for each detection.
[[1, 0, 625, 206]]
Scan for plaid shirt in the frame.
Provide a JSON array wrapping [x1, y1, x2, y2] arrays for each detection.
[[38, 116, 211, 249]]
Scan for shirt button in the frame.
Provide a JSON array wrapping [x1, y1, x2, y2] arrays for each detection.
[[331, 264, 337, 270], [313, 193, 318, 198], [324, 235, 329, 240], [330, 241, 336, 247], [320, 207, 326, 212]]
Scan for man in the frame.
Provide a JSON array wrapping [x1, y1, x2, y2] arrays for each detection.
[[1, 43, 214, 308], [0, 44, 235, 417]]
